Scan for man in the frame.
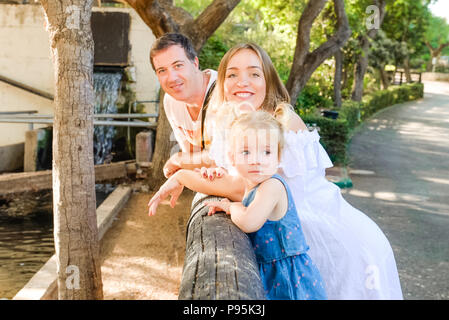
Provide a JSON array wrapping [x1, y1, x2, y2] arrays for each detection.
[[150, 33, 217, 178]]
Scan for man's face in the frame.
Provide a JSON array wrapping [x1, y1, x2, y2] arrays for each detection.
[[152, 45, 199, 102]]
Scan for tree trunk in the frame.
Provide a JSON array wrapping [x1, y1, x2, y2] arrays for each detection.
[[425, 41, 449, 72], [351, 35, 369, 101], [123, 0, 240, 188], [351, 0, 386, 101], [333, 49, 343, 108], [379, 65, 389, 90], [41, 0, 103, 300], [286, 0, 351, 104], [404, 56, 412, 83]]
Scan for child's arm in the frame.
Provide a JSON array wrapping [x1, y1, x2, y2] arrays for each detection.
[[207, 178, 286, 233], [148, 169, 245, 216], [163, 150, 216, 178]]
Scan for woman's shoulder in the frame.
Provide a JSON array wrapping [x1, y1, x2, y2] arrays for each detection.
[[285, 108, 308, 133]]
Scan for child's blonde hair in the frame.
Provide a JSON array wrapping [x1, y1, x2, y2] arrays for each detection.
[[227, 111, 285, 161]]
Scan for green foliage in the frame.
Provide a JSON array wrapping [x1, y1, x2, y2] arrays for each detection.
[[338, 100, 362, 130], [383, 0, 431, 70], [295, 82, 333, 116], [198, 36, 229, 70], [299, 83, 424, 165], [425, 15, 449, 55], [361, 83, 424, 119]]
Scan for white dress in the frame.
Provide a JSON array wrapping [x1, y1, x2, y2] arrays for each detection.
[[209, 128, 403, 300]]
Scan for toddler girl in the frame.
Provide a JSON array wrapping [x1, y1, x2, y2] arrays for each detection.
[[205, 111, 327, 300]]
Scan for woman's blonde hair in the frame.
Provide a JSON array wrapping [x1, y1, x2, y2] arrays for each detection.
[[227, 111, 285, 161]]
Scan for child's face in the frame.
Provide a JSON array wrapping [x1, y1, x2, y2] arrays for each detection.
[[230, 129, 280, 186]]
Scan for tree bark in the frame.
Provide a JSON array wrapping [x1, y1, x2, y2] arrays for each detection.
[[286, 0, 351, 104], [122, 0, 240, 188], [333, 49, 343, 108], [41, 0, 103, 299], [351, 0, 386, 101], [403, 56, 412, 83], [425, 41, 449, 72], [351, 34, 370, 101], [379, 65, 389, 90]]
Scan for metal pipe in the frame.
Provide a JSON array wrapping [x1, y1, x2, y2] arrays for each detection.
[[1, 113, 158, 119], [0, 118, 156, 128], [0, 110, 38, 115], [0, 75, 54, 101]]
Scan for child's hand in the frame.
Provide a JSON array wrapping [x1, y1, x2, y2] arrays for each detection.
[[204, 198, 231, 216], [147, 176, 184, 216], [194, 167, 227, 181]]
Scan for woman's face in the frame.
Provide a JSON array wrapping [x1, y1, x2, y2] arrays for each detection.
[[223, 49, 267, 111]]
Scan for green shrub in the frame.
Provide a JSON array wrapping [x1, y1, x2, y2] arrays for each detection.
[[297, 82, 424, 165], [338, 101, 362, 130], [408, 83, 424, 99], [360, 83, 424, 120], [295, 84, 333, 116]]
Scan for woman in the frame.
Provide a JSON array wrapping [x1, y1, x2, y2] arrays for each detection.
[[149, 43, 403, 300]]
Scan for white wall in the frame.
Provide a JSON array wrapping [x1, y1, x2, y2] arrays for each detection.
[[0, 4, 159, 147]]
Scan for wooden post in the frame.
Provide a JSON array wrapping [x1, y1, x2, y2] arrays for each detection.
[[178, 193, 266, 300]]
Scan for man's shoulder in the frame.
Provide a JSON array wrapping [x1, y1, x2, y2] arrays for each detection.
[[164, 93, 186, 112], [204, 69, 217, 83]]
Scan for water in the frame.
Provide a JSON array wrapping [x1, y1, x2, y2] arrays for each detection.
[[93, 72, 123, 165], [0, 71, 123, 299], [0, 184, 116, 299]]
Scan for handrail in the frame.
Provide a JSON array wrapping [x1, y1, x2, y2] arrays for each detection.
[[0, 118, 156, 128], [0, 75, 54, 101], [0, 113, 158, 119], [178, 193, 266, 300], [0, 111, 38, 115]]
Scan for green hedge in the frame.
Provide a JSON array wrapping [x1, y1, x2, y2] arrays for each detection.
[[361, 83, 424, 120], [301, 82, 424, 165]]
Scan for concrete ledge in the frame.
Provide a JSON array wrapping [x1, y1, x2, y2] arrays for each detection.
[[12, 184, 132, 300], [0, 143, 24, 173], [0, 161, 136, 196]]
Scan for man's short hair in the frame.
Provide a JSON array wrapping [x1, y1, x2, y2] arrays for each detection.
[[149, 33, 198, 70]]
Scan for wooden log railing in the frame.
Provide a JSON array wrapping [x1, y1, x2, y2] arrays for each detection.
[[178, 193, 266, 300]]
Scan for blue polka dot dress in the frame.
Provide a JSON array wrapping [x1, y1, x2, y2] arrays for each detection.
[[243, 174, 327, 300]]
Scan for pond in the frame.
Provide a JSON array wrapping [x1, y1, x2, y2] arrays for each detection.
[[0, 184, 115, 299]]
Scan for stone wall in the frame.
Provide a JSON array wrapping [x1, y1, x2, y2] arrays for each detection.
[[0, 4, 159, 171], [422, 72, 449, 82]]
